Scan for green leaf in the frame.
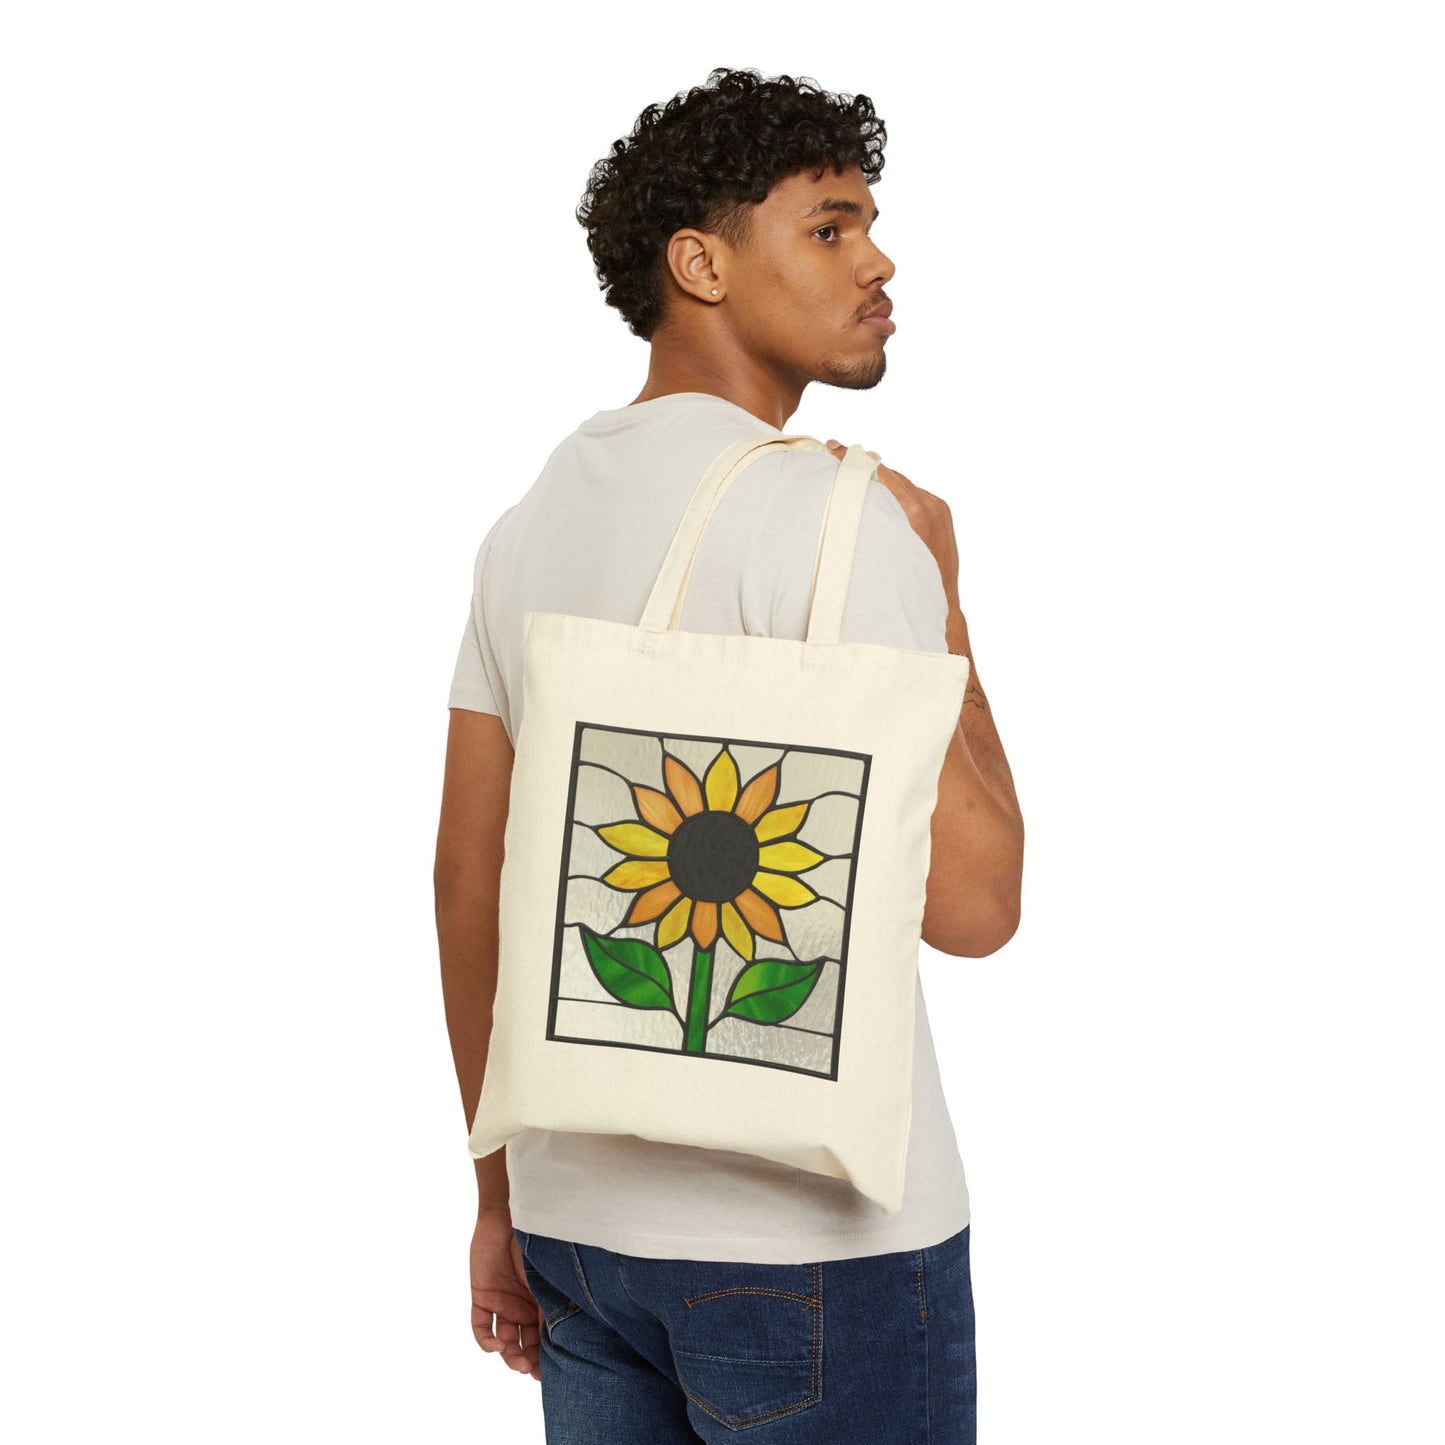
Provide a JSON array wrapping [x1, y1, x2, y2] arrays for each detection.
[[721, 957, 826, 1025], [579, 925, 676, 1011]]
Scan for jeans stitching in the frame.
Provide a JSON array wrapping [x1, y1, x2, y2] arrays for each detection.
[[544, 1300, 582, 1337], [567, 1241, 607, 1321], [675, 1260, 824, 1430], [682, 1285, 816, 1308]]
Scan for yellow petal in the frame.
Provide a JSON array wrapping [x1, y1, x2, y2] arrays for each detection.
[[601, 858, 672, 890], [704, 748, 739, 812], [597, 822, 671, 857], [657, 895, 692, 950], [720, 900, 754, 962], [751, 870, 818, 908], [754, 801, 808, 843], [734, 764, 778, 824], [757, 840, 825, 872], [664, 754, 705, 817]]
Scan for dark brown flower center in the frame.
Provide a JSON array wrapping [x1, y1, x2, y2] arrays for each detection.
[[667, 810, 760, 904]]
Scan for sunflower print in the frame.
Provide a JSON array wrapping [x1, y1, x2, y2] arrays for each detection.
[[599, 746, 825, 965], [553, 727, 869, 1071]]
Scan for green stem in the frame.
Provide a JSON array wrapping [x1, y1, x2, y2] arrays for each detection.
[[683, 944, 714, 1053]]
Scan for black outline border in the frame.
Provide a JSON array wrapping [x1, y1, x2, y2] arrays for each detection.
[[545, 720, 873, 1082]]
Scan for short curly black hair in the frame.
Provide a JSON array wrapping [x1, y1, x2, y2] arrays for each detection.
[[576, 67, 887, 341]]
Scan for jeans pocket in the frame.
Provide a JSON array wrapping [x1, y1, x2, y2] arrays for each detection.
[[520, 1254, 584, 1340], [670, 1261, 823, 1431]]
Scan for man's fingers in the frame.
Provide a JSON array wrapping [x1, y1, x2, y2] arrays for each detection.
[[477, 1315, 540, 1357], [824, 438, 882, 464], [473, 1310, 543, 1378], [477, 1330, 537, 1376]]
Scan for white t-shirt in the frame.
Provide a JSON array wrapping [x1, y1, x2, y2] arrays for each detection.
[[448, 391, 970, 1264]]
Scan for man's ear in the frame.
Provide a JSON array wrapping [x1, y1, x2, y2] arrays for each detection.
[[663, 228, 725, 305]]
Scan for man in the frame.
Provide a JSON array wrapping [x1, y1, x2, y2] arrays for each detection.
[[434, 67, 1023, 1441]]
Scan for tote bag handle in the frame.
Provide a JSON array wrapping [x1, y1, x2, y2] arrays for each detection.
[[638, 434, 879, 646]]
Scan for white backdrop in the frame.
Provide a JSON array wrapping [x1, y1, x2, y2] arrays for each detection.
[[3, 3, 1440, 1441]]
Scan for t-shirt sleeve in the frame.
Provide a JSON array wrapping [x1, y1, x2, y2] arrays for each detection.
[[447, 511, 510, 716], [740, 452, 951, 654]]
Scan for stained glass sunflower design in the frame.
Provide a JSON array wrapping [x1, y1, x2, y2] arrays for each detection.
[[551, 724, 870, 1077]]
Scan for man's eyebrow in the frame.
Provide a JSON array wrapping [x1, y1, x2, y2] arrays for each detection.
[[801, 197, 880, 224]]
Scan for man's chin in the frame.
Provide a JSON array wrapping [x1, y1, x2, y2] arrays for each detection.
[[813, 351, 887, 392]]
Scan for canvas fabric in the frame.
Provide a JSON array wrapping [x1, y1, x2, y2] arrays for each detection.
[[465, 430, 970, 1216]]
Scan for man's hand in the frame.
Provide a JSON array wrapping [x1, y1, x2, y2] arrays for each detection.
[[470, 1209, 543, 1382]]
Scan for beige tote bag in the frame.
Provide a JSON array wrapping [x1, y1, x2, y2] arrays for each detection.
[[467, 433, 970, 1216]]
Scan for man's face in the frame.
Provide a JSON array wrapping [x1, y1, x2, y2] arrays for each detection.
[[722, 163, 896, 391]]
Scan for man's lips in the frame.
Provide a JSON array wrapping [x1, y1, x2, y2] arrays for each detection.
[[861, 300, 894, 334]]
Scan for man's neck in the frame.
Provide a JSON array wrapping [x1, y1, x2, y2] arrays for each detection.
[[630, 340, 803, 432]]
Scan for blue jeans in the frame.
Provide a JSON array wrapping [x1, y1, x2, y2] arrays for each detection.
[[514, 1223, 976, 1442]]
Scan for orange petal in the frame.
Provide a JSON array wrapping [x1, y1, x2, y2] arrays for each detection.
[[664, 754, 705, 817], [703, 748, 739, 812], [597, 822, 671, 857], [720, 900, 754, 962], [625, 878, 681, 926], [633, 784, 683, 835], [734, 763, 779, 824], [690, 899, 719, 950], [733, 886, 785, 943], [754, 801, 808, 843], [601, 858, 672, 890], [657, 895, 692, 950]]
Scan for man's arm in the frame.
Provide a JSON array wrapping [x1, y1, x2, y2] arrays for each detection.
[[822, 440, 1024, 958], [925, 604, 1025, 956], [433, 706, 514, 1212]]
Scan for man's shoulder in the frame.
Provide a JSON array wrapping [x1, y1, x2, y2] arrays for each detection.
[[728, 445, 834, 519], [740, 446, 930, 563], [735, 445, 946, 643]]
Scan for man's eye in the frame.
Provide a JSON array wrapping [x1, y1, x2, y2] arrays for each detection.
[[814, 224, 875, 242]]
